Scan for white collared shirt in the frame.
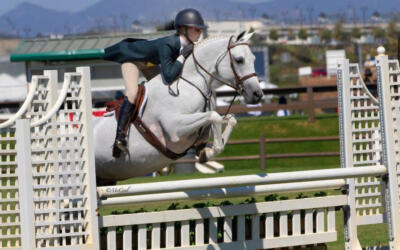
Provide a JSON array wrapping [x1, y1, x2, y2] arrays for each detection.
[[179, 35, 188, 52], [177, 35, 188, 64]]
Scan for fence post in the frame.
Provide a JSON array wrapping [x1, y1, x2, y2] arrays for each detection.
[[376, 48, 400, 249], [16, 119, 36, 250], [307, 86, 314, 123], [259, 134, 265, 170], [337, 59, 363, 250], [76, 67, 100, 249]]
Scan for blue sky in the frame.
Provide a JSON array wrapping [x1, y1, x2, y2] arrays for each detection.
[[0, 0, 101, 16], [0, 0, 272, 16]]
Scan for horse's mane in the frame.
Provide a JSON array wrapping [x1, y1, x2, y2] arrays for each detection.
[[194, 35, 231, 50]]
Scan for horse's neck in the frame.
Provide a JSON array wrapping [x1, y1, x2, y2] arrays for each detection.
[[181, 38, 228, 93]]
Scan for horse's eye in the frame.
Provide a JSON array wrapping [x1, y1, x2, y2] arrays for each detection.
[[235, 57, 244, 64]]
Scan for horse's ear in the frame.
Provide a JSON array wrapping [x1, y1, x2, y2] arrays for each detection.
[[241, 32, 255, 42], [236, 31, 246, 42]]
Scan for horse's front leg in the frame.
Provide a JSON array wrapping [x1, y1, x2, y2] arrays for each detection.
[[221, 114, 237, 145], [159, 111, 222, 140], [198, 114, 237, 162], [159, 111, 236, 160]]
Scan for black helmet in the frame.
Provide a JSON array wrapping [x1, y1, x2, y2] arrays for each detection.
[[174, 8, 206, 30]]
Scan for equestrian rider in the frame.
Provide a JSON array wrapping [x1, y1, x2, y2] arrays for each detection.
[[103, 8, 205, 158]]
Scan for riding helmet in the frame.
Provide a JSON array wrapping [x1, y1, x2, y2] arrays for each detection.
[[174, 8, 206, 30]]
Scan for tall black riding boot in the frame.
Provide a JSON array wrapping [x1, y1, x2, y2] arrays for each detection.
[[113, 96, 135, 158]]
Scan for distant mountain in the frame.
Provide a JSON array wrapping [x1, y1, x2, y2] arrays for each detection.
[[0, 2, 73, 37], [0, 0, 398, 37]]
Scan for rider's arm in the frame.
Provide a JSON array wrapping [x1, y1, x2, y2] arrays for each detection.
[[159, 44, 183, 84]]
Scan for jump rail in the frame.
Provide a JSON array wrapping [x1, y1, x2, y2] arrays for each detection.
[[99, 179, 346, 206], [98, 165, 386, 198]]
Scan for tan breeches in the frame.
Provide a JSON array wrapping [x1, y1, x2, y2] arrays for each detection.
[[121, 61, 160, 103]]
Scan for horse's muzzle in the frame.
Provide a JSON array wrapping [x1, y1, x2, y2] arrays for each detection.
[[251, 90, 263, 104]]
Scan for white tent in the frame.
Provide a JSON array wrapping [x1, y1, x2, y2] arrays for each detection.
[[0, 74, 27, 102]]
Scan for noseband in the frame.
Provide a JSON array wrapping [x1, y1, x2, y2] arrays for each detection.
[[190, 35, 258, 93], [226, 36, 258, 89]]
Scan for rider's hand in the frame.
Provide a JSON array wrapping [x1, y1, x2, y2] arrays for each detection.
[[181, 43, 194, 59]]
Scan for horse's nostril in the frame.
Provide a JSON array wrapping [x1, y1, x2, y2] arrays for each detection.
[[254, 91, 262, 98]]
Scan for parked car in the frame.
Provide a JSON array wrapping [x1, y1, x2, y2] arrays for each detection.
[[312, 69, 327, 77]]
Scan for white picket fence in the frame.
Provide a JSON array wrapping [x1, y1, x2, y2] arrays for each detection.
[[1, 47, 400, 250]]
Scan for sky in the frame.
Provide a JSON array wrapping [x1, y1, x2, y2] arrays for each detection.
[[0, 0, 273, 16], [0, 0, 101, 16]]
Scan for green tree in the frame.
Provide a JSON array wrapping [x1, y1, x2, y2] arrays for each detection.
[[296, 46, 312, 63], [318, 28, 332, 44], [269, 29, 279, 41], [387, 19, 399, 39], [298, 28, 308, 41], [333, 21, 349, 42], [373, 27, 386, 40], [351, 27, 362, 39]]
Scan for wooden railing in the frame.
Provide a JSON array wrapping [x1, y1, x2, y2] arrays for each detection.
[[216, 84, 377, 123], [176, 135, 340, 170]]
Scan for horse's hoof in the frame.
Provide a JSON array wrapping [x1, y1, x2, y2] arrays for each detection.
[[198, 149, 208, 163], [195, 143, 211, 157]]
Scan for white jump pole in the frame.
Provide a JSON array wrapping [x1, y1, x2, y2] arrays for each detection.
[[99, 179, 346, 207], [98, 165, 387, 198]]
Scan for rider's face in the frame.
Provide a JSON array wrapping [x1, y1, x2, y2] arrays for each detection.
[[186, 27, 202, 42]]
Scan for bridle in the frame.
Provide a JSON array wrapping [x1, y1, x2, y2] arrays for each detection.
[[179, 35, 258, 115], [187, 36, 257, 93], [226, 36, 258, 90]]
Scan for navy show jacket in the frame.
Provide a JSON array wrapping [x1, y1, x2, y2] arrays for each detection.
[[103, 34, 183, 83]]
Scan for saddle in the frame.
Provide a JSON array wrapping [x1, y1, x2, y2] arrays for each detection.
[[106, 85, 187, 160]]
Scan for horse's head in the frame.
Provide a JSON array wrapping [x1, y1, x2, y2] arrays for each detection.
[[215, 31, 264, 104]]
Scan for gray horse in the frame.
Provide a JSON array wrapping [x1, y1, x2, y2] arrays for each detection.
[[93, 32, 263, 185]]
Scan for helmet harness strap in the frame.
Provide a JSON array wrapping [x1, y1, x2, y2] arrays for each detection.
[[181, 26, 194, 44]]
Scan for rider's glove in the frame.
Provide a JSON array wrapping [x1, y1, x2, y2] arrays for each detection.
[[181, 43, 194, 59]]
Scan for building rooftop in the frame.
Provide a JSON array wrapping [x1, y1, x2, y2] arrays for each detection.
[[10, 31, 174, 62]]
